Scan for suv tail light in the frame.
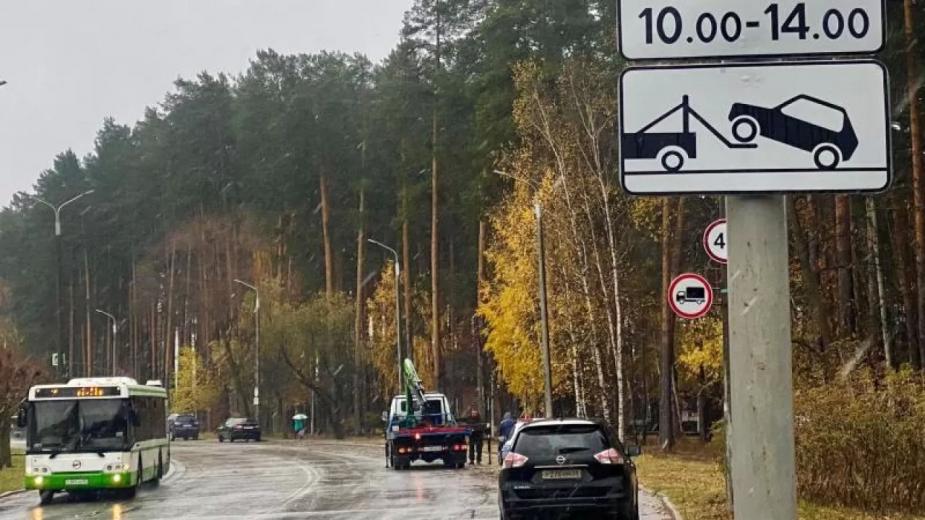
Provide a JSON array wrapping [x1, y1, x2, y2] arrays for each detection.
[[503, 452, 529, 469], [594, 448, 625, 465]]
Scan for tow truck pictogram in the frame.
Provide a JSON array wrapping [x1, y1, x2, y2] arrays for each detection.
[[621, 95, 758, 173]]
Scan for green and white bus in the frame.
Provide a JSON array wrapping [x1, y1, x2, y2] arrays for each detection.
[[18, 377, 170, 504]]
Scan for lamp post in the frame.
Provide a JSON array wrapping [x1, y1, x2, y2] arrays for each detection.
[[368, 239, 402, 390], [95, 309, 117, 375], [33, 189, 95, 378], [234, 279, 260, 424], [493, 171, 554, 417]]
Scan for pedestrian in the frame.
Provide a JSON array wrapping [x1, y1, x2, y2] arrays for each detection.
[[292, 414, 307, 441], [465, 406, 485, 465], [498, 412, 515, 464]]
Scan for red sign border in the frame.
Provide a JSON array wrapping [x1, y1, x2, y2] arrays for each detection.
[[703, 219, 728, 265], [668, 273, 714, 320]]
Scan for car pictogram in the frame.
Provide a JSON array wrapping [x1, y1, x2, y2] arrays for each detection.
[[728, 95, 859, 170]]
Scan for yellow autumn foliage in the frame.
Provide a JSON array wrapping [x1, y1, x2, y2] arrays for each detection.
[[479, 184, 545, 407], [676, 316, 723, 387]]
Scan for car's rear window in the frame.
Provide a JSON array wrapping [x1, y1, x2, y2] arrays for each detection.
[[226, 418, 247, 426], [177, 415, 196, 423], [513, 425, 610, 459]]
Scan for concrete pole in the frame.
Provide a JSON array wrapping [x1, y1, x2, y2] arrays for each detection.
[[535, 202, 554, 417], [369, 240, 403, 390], [112, 322, 118, 374], [394, 260, 402, 390], [725, 195, 796, 520], [254, 295, 260, 426]]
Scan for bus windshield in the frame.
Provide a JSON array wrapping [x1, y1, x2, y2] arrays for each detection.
[[29, 399, 129, 453]]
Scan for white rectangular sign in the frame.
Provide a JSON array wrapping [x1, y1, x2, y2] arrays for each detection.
[[618, 0, 884, 60], [619, 61, 890, 195]]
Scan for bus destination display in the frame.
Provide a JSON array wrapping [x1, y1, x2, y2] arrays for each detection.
[[34, 386, 121, 398]]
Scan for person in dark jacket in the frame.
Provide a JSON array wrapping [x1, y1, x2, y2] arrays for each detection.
[[499, 412, 515, 441], [498, 412, 516, 464], [465, 406, 485, 465]]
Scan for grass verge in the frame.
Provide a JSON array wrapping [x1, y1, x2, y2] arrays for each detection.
[[635, 441, 925, 520], [0, 450, 24, 495]]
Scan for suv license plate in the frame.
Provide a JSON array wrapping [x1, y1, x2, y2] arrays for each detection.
[[542, 470, 581, 480], [65, 479, 89, 486], [419, 446, 444, 452]]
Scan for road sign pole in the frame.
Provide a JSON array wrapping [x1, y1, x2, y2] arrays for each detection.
[[726, 195, 796, 520]]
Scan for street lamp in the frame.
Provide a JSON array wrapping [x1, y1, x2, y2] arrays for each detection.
[[368, 239, 402, 390], [493, 170, 554, 417], [32, 189, 95, 378], [95, 309, 117, 375], [234, 279, 260, 425]]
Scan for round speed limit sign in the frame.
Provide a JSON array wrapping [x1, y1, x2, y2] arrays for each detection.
[[704, 219, 727, 265]]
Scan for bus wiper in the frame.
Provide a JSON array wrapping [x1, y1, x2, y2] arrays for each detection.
[[48, 450, 62, 459]]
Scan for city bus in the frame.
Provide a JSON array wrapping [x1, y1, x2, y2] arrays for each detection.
[[17, 377, 170, 504]]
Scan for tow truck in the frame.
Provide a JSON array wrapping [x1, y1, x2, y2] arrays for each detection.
[[383, 359, 470, 470], [622, 95, 757, 172]]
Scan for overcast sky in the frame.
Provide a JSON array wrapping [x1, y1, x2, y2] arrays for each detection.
[[0, 0, 410, 206]]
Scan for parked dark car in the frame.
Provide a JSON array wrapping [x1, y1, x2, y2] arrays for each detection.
[[169, 413, 201, 440], [499, 418, 640, 520], [728, 95, 859, 170], [217, 417, 261, 442]]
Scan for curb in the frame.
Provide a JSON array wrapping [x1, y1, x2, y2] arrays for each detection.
[[641, 485, 684, 520], [660, 494, 683, 520], [0, 489, 27, 500]]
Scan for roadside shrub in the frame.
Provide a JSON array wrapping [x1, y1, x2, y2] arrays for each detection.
[[794, 368, 925, 512]]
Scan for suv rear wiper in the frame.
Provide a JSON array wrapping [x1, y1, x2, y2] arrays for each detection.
[[558, 447, 590, 454]]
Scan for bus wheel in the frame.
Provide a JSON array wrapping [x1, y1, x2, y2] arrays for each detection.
[[136, 456, 144, 486], [152, 455, 163, 485], [39, 490, 54, 505], [121, 484, 137, 500]]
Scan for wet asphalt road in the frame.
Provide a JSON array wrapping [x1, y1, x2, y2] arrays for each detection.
[[0, 440, 672, 520]]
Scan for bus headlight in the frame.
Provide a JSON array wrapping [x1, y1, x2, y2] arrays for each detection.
[[112, 474, 122, 484], [33, 476, 44, 487]]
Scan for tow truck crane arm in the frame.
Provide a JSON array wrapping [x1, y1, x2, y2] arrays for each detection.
[[402, 359, 427, 412]]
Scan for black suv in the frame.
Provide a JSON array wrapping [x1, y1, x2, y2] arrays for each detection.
[[169, 413, 201, 440], [499, 419, 640, 520], [217, 417, 261, 442]]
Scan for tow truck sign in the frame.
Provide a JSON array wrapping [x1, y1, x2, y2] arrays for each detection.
[[619, 60, 890, 195]]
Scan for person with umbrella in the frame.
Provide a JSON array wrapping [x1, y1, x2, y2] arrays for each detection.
[[292, 413, 308, 440]]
